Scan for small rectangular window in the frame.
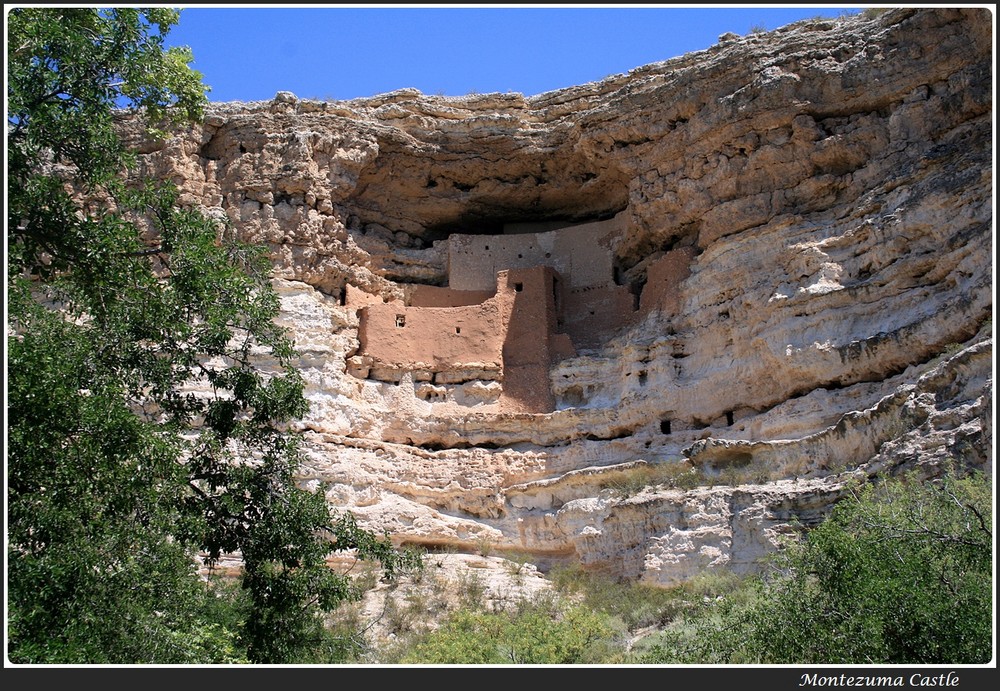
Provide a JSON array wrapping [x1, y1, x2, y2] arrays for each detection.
[[395, 314, 406, 327], [514, 282, 523, 292]]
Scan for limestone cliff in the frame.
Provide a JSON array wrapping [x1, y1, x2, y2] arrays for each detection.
[[124, 7, 992, 587]]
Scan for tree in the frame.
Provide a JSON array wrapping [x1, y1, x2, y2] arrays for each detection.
[[7, 7, 416, 664], [640, 466, 993, 664]]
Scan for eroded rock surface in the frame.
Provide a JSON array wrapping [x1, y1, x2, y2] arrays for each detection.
[[128, 8, 993, 586]]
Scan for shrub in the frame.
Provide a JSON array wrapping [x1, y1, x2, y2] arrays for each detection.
[[399, 600, 618, 664], [638, 466, 993, 664], [549, 564, 689, 630]]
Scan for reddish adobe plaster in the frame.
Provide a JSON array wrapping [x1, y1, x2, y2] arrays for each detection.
[[351, 218, 692, 412]]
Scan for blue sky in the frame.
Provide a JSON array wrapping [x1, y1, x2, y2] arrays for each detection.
[[164, 5, 868, 103]]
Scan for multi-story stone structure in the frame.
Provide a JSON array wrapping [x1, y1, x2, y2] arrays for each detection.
[[348, 212, 694, 412]]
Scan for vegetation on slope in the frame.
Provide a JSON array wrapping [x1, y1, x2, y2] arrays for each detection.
[[350, 466, 991, 665], [636, 466, 992, 664]]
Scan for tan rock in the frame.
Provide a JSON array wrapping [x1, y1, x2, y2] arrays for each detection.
[[127, 8, 992, 586]]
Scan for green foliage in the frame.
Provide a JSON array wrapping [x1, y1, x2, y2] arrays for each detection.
[[549, 563, 697, 631], [455, 568, 489, 607], [638, 467, 993, 664], [7, 7, 418, 664], [399, 599, 617, 664]]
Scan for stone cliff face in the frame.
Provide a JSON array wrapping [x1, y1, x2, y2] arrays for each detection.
[[126, 7, 992, 586]]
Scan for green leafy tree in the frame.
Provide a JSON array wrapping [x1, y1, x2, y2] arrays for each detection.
[[640, 467, 993, 664], [7, 7, 416, 664]]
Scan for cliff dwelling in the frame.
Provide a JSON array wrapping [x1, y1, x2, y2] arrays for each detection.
[[347, 212, 696, 413]]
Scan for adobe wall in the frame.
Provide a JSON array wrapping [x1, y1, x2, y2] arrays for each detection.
[[502, 220, 574, 235], [357, 295, 507, 373], [353, 265, 576, 412], [345, 283, 384, 308], [447, 213, 626, 292], [352, 214, 694, 408], [639, 247, 696, 316], [554, 248, 694, 349], [561, 284, 637, 350], [405, 284, 495, 308], [500, 267, 573, 412]]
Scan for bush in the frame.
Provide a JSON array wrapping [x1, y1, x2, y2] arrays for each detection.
[[399, 599, 617, 664], [639, 466, 993, 664], [549, 564, 689, 630]]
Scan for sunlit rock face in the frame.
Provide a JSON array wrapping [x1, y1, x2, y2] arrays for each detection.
[[126, 8, 992, 586]]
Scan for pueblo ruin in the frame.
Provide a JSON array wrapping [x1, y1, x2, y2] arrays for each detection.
[[348, 214, 695, 413]]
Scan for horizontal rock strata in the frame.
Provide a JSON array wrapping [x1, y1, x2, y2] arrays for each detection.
[[128, 7, 993, 585]]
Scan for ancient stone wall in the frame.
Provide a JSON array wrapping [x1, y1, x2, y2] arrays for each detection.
[[501, 267, 575, 412], [353, 265, 575, 412], [560, 285, 637, 350], [352, 212, 693, 403], [356, 295, 507, 380], [405, 284, 494, 308], [447, 214, 624, 292], [640, 246, 697, 316]]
